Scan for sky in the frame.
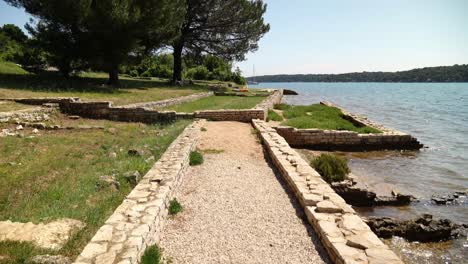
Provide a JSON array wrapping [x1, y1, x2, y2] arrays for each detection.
[[1, 0, 467, 77]]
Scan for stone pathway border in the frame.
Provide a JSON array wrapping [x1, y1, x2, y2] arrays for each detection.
[[253, 119, 403, 264], [73, 120, 204, 264]]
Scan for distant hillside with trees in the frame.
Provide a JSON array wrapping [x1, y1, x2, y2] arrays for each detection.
[[247, 64, 468, 83]]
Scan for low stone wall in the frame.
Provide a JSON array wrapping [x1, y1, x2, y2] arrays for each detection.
[[194, 109, 264, 122], [74, 120, 204, 264], [8, 97, 80, 105], [59, 101, 176, 124], [274, 126, 422, 151], [274, 100, 422, 151], [0, 107, 55, 123], [252, 119, 403, 264], [254, 89, 283, 112], [190, 89, 283, 122], [121, 92, 213, 109]]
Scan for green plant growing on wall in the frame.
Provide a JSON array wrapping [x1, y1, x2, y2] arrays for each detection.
[[311, 153, 350, 183], [141, 245, 161, 264], [189, 151, 204, 166], [169, 198, 183, 215]]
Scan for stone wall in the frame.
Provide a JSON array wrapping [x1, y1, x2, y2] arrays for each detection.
[[74, 120, 204, 264], [274, 100, 422, 151], [190, 89, 283, 122], [9, 97, 80, 105], [252, 119, 403, 264], [59, 101, 177, 124], [121, 92, 213, 109], [254, 89, 283, 113], [194, 109, 265, 122]]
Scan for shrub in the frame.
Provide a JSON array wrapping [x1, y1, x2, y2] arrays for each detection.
[[274, 103, 291, 111], [267, 110, 284, 121], [141, 245, 161, 264], [189, 151, 203, 166], [311, 153, 350, 183], [186, 65, 209, 80], [169, 198, 183, 215]]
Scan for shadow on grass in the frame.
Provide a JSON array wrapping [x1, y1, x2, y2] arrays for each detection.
[[0, 72, 207, 95]]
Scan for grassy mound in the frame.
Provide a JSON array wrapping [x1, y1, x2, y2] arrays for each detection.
[[0, 61, 30, 75], [311, 153, 350, 183], [281, 104, 381, 133]]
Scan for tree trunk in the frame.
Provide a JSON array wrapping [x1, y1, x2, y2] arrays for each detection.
[[107, 66, 120, 87], [172, 41, 184, 83]]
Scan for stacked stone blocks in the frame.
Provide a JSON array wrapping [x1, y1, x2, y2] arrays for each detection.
[[252, 119, 403, 264], [73, 120, 204, 264]]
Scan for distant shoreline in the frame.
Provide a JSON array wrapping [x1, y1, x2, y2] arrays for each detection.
[[247, 64, 468, 83]]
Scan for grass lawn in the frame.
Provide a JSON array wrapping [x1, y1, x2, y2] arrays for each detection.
[[0, 63, 208, 106], [0, 115, 191, 262], [0, 62, 30, 75], [278, 104, 381, 133], [162, 95, 264, 112], [0, 101, 34, 112]]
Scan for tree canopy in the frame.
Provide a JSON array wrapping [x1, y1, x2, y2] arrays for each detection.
[[6, 0, 184, 85], [171, 0, 270, 82]]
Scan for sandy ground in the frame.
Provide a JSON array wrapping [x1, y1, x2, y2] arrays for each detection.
[[159, 121, 328, 264]]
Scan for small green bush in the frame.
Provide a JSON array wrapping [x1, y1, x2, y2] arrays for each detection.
[[311, 154, 350, 183], [274, 103, 291, 110], [189, 151, 204, 166], [141, 245, 161, 264], [169, 198, 183, 215], [267, 110, 284, 121]]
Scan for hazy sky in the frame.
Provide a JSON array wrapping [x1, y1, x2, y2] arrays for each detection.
[[1, 0, 467, 76]]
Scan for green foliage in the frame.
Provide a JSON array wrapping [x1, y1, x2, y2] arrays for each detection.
[[247, 64, 468, 83], [311, 154, 350, 183], [0, 61, 30, 75], [281, 104, 381, 133], [169, 199, 183, 215], [274, 103, 291, 111], [171, 0, 270, 81], [5, 0, 185, 85], [141, 245, 161, 264], [267, 110, 283, 121], [189, 151, 204, 166], [186, 65, 210, 80]]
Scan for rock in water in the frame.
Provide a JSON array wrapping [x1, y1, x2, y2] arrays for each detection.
[[283, 89, 298, 95], [366, 214, 460, 242]]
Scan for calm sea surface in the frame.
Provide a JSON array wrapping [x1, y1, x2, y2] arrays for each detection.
[[251, 82, 468, 263]]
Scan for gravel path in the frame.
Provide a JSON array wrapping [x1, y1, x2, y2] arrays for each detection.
[[159, 121, 329, 264]]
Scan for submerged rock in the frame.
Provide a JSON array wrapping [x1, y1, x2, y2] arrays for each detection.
[[366, 214, 461, 242], [331, 177, 416, 206], [431, 190, 467, 205]]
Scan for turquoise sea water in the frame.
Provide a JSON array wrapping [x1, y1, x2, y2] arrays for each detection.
[[251, 82, 468, 263]]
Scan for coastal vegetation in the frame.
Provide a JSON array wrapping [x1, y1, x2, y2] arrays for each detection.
[[168, 199, 183, 215], [3, 0, 269, 86], [141, 245, 162, 264], [0, 116, 191, 261], [267, 110, 284, 121], [163, 95, 264, 112], [248, 64, 468, 83], [277, 103, 381, 133], [189, 151, 204, 166], [311, 153, 350, 183]]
